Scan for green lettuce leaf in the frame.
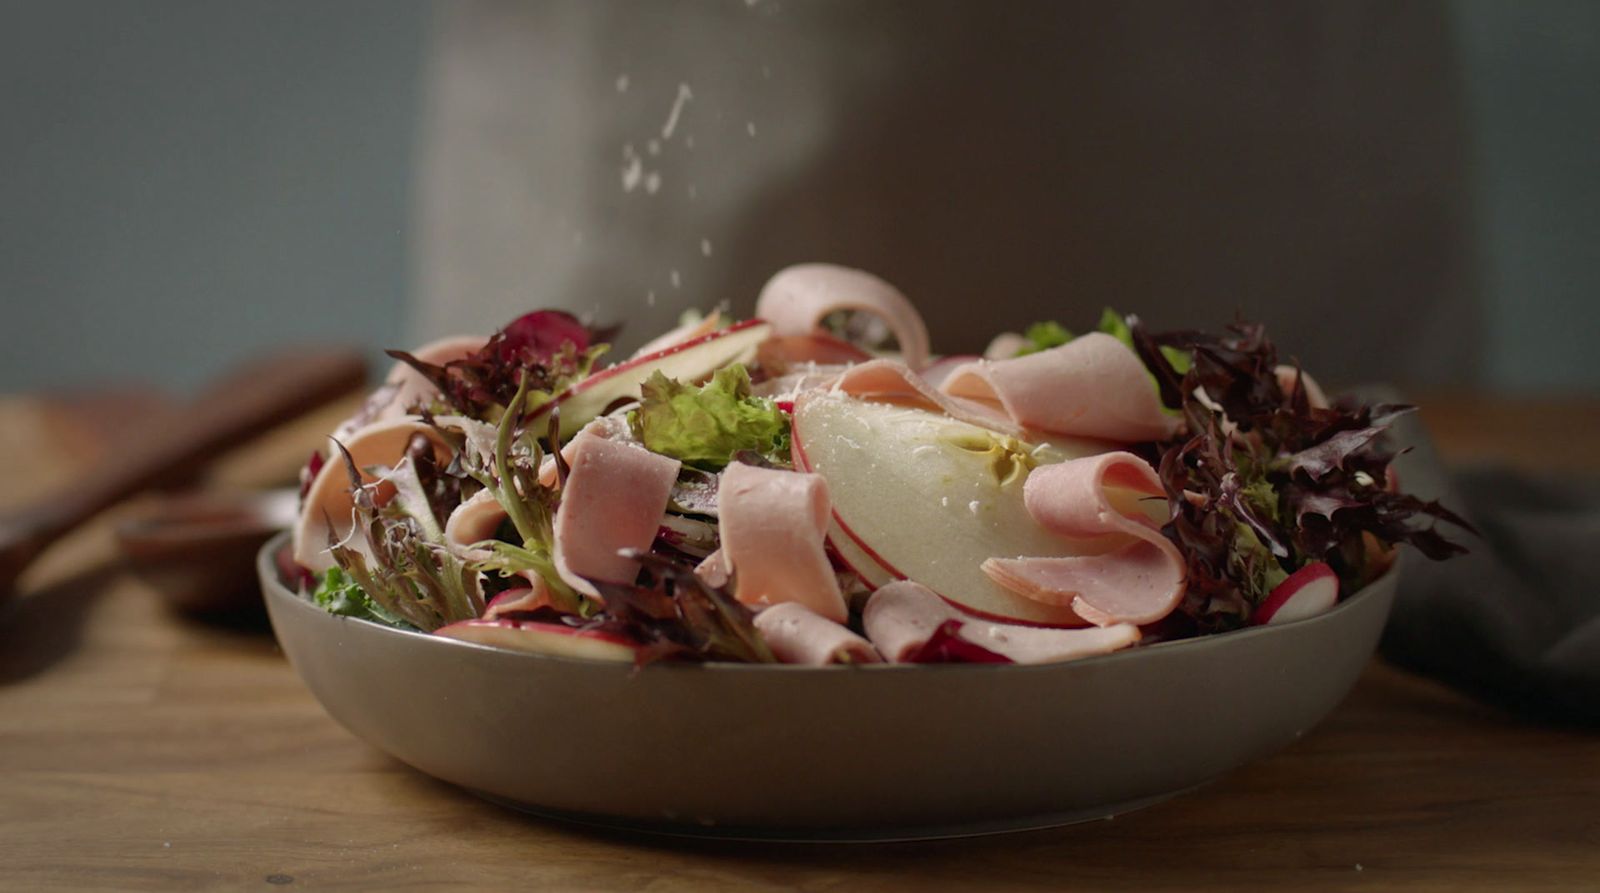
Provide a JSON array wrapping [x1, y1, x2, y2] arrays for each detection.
[[629, 365, 790, 470], [1097, 308, 1191, 375], [312, 566, 415, 629], [1015, 320, 1074, 356]]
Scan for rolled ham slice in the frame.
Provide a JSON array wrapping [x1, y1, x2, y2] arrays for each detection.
[[940, 332, 1180, 443], [334, 335, 487, 438], [864, 581, 1140, 664], [831, 359, 1024, 438], [919, 354, 980, 390], [552, 429, 681, 596], [694, 548, 731, 589], [981, 452, 1186, 627], [755, 333, 872, 372], [754, 602, 881, 665], [443, 488, 505, 557], [717, 462, 848, 622], [292, 416, 454, 572], [755, 263, 931, 371]]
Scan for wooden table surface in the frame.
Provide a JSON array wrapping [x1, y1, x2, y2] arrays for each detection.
[[2, 392, 1597, 892]]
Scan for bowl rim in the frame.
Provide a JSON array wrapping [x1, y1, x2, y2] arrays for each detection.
[[259, 531, 1399, 676]]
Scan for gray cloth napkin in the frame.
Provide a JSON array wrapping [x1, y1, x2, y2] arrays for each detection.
[[1379, 407, 1600, 727]]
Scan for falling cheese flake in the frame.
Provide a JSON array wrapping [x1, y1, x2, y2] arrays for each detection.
[[670, 269, 682, 289], [647, 139, 661, 156], [644, 171, 662, 194], [700, 238, 713, 257], [615, 73, 630, 93], [746, 121, 757, 137], [646, 290, 657, 307], [661, 83, 693, 140], [621, 154, 643, 192]]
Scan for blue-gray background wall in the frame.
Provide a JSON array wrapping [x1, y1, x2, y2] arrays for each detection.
[[0, 0, 426, 392], [0, 0, 1594, 394]]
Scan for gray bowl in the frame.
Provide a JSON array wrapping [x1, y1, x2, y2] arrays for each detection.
[[259, 532, 1398, 840]]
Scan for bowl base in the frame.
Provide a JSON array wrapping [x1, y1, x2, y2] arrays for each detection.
[[467, 787, 1193, 843]]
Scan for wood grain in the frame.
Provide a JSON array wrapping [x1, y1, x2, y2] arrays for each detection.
[[1, 395, 1597, 892]]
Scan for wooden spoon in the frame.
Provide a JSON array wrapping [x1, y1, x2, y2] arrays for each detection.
[[0, 347, 367, 599]]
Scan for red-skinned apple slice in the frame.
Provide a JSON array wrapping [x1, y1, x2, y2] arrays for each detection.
[[1253, 562, 1339, 626], [434, 618, 639, 662], [792, 392, 1110, 626], [528, 319, 772, 439]]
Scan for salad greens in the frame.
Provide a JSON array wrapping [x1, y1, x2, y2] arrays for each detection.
[[325, 439, 484, 631], [584, 551, 777, 665], [294, 278, 1468, 666], [432, 375, 590, 616], [1130, 317, 1471, 631], [388, 309, 607, 420], [629, 364, 790, 470], [1015, 320, 1074, 356], [312, 566, 413, 629]]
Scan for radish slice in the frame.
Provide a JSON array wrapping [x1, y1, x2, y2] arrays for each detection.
[[1254, 562, 1340, 625]]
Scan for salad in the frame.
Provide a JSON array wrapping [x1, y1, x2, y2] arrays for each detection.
[[288, 263, 1468, 666]]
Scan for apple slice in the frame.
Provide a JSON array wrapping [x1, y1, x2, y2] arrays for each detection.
[[434, 618, 639, 662], [1253, 562, 1339, 625], [792, 392, 1108, 626], [528, 319, 772, 439], [823, 519, 895, 590]]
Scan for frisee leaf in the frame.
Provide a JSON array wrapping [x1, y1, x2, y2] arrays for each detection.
[[628, 364, 791, 470]]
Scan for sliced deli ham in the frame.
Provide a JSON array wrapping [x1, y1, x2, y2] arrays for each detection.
[[552, 430, 681, 596], [443, 488, 508, 563], [981, 452, 1186, 626], [940, 333, 1180, 443], [717, 462, 848, 622], [831, 359, 1024, 438], [335, 335, 487, 438], [864, 581, 1140, 664], [755, 263, 931, 371], [754, 602, 881, 665]]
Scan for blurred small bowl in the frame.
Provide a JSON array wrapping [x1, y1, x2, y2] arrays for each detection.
[[119, 489, 297, 618]]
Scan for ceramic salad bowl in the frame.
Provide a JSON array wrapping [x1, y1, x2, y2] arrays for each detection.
[[261, 533, 1399, 841]]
